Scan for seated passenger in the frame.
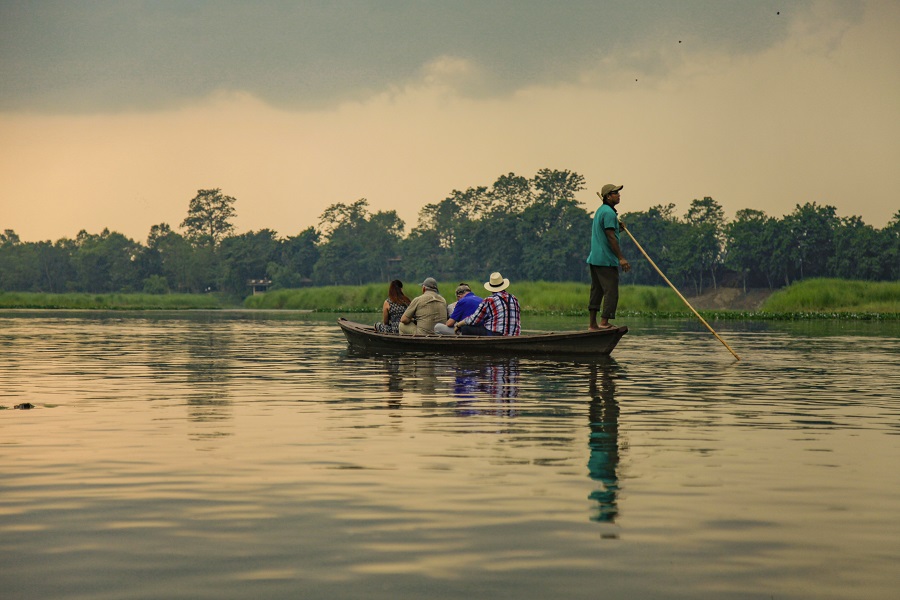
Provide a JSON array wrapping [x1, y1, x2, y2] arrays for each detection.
[[375, 279, 411, 334], [399, 277, 448, 335], [434, 283, 482, 335], [455, 272, 521, 336]]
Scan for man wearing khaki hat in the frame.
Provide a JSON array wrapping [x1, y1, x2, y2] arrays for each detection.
[[586, 184, 631, 330]]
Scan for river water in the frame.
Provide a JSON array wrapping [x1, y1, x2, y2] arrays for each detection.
[[1, 311, 898, 600]]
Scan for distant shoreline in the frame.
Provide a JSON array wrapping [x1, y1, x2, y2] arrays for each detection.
[[2, 279, 897, 319]]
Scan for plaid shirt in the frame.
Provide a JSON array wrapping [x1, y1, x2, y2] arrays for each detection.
[[461, 291, 521, 336]]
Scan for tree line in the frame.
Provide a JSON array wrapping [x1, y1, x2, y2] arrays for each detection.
[[2, 170, 898, 297]]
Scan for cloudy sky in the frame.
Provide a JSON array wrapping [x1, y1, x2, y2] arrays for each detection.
[[2, 0, 898, 243]]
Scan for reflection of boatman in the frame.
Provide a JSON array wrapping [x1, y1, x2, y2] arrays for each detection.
[[588, 361, 621, 523]]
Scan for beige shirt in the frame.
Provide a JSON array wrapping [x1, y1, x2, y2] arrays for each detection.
[[400, 290, 448, 335]]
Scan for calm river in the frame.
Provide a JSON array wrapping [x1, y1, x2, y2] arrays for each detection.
[[1, 311, 898, 600]]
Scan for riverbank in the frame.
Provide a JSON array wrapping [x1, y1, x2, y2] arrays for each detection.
[[2, 279, 897, 318]]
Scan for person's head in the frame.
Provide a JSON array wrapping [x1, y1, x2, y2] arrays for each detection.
[[388, 279, 410, 304], [421, 277, 439, 293], [455, 283, 471, 299], [601, 184, 623, 207], [484, 272, 510, 293]]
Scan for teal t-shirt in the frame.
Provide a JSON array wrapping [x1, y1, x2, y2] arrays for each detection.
[[586, 203, 619, 267]]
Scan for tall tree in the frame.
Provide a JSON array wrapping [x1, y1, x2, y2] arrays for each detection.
[[487, 173, 533, 215], [143, 223, 197, 292], [725, 209, 773, 290], [313, 199, 405, 285], [180, 188, 237, 248], [829, 216, 889, 280], [619, 204, 679, 286], [532, 168, 585, 205], [219, 229, 281, 294], [783, 202, 838, 280], [71, 229, 141, 292], [683, 197, 726, 291], [270, 227, 320, 288], [884, 211, 900, 281]]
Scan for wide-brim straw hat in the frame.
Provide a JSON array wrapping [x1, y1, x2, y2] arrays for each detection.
[[484, 272, 510, 292]]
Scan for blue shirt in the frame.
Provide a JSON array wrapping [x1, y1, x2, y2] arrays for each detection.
[[586, 203, 620, 267], [449, 292, 482, 322]]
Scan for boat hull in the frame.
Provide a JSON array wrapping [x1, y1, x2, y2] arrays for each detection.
[[337, 318, 627, 356]]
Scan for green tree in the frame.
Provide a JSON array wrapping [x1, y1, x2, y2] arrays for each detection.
[[619, 204, 679, 286], [219, 229, 281, 294], [725, 209, 777, 290], [0, 230, 35, 291], [180, 188, 237, 248], [269, 227, 320, 288], [683, 197, 725, 292], [518, 197, 591, 282], [71, 229, 141, 292], [514, 169, 588, 281], [829, 216, 890, 280], [144, 223, 197, 293], [783, 202, 838, 280], [486, 172, 533, 215], [883, 211, 900, 281], [313, 199, 405, 285]]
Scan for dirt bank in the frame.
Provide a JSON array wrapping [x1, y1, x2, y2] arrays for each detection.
[[684, 288, 774, 311]]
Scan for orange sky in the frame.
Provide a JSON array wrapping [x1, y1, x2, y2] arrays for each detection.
[[2, 1, 898, 243]]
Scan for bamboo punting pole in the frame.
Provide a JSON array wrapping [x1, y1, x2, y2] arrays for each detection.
[[597, 191, 741, 360]]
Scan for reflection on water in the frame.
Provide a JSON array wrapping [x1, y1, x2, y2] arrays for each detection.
[[588, 361, 620, 524], [183, 325, 233, 435], [1, 312, 899, 600]]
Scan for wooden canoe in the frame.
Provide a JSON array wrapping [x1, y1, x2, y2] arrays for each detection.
[[338, 318, 627, 356]]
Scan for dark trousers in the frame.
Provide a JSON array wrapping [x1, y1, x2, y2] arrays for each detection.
[[458, 324, 500, 336], [589, 265, 619, 319]]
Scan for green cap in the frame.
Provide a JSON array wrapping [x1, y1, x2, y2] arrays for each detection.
[[601, 184, 623, 198]]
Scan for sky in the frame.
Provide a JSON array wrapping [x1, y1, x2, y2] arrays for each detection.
[[2, 0, 899, 244]]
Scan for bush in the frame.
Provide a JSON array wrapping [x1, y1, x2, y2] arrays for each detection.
[[142, 275, 169, 295]]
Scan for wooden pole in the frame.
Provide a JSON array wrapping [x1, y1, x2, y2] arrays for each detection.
[[598, 192, 741, 360]]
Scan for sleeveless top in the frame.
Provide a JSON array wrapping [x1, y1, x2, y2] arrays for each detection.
[[376, 299, 408, 333]]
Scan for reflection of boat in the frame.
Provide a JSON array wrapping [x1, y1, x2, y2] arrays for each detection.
[[337, 318, 627, 356]]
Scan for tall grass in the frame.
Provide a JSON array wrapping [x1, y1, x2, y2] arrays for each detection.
[[761, 279, 900, 313], [4, 279, 896, 316], [0, 292, 222, 310], [245, 282, 686, 313]]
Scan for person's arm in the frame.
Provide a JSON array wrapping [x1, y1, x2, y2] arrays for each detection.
[[605, 229, 631, 272], [382, 300, 390, 325], [400, 300, 415, 324]]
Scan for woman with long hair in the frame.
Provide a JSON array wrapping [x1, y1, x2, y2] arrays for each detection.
[[375, 279, 411, 334]]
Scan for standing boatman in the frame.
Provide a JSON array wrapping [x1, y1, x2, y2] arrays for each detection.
[[587, 184, 631, 330]]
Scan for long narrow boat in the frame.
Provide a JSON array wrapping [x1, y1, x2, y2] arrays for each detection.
[[337, 318, 627, 356]]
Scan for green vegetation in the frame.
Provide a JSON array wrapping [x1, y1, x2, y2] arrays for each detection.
[[761, 278, 900, 314], [3, 170, 898, 300], [245, 282, 682, 313], [0, 292, 223, 310], [246, 280, 899, 318], [4, 279, 897, 318]]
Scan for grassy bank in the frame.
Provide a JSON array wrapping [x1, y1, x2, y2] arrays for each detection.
[[244, 282, 687, 314], [760, 279, 900, 315], [4, 279, 897, 317], [0, 292, 224, 310], [246, 279, 898, 319]]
